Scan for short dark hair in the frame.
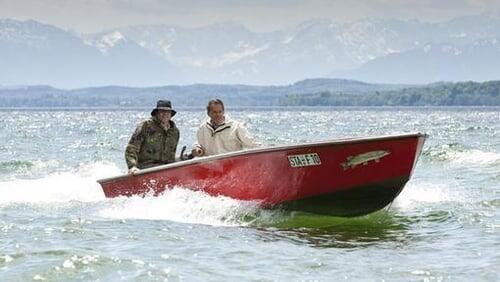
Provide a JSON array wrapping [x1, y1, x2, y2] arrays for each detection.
[[206, 99, 224, 114]]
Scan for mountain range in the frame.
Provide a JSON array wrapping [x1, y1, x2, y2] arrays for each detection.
[[1, 14, 500, 88]]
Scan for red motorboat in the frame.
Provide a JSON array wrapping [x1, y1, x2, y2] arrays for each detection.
[[98, 132, 427, 217]]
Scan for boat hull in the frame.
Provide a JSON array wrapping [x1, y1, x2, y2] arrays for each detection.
[[98, 133, 426, 217]]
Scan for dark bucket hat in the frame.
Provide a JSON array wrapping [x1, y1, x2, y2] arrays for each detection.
[[151, 100, 177, 117]]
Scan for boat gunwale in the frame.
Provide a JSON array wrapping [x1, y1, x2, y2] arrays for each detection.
[[97, 132, 427, 183]]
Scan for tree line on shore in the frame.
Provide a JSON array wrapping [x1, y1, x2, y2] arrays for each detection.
[[1, 80, 499, 107], [279, 81, 500, 106]]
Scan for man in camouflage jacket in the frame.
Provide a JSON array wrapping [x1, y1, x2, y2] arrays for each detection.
[[125, 100, 180, 174]]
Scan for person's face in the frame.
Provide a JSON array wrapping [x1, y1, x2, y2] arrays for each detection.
[[208, 104, 225, 125], [157, 109, 172, 123]]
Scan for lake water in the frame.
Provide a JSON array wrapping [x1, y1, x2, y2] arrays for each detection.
[[0, 107, 499, 281]]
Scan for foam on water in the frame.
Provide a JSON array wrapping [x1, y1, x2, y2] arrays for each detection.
[[0, 162, 119, 204], [425, 144, 500, 166], [98, 188, 261, 226], [393, 181, 463, 209], [0, 161, 264, 226], [449, 149, 500, 165]]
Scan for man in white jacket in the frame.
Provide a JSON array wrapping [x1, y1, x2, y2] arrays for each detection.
[[191, 99, 259, 157]]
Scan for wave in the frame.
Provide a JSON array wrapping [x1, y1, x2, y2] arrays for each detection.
[[395, 181, 453, 206], [0, 159, 62, 179], [0, 162, 118, 204], [0, 162, 265, 227], [423, 144, 500, 166], [480, 199, 500, 208], [0, 160, 55, 174], [0, 160, 34, 172], [3, 160, 473, 228], [98, 188, 262, 227], [391, 179, 476, 216]]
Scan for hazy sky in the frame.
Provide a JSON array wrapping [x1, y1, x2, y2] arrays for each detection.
[[1, 0, 500, 33]]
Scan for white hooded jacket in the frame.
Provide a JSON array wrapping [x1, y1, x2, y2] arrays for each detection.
[[195, 117, 259, 156]]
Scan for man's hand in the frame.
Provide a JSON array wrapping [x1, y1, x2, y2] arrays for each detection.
[[191, 146, 204, 157], [128, 166, 140, 175]]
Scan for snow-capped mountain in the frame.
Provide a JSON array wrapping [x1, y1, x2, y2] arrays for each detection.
[[0, 19, 179, 88], [331, 38, 500, 84], [1, 13, 500, 88]]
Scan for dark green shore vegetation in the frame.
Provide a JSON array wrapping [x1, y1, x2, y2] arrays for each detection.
[[279, 81, 500, 106], [1, 79, 499, 107]]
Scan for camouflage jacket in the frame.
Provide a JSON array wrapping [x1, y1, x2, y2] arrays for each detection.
[[125, 117, 180, 169]]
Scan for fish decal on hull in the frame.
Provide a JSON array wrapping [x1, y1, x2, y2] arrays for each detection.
[[341, 150, 390, 170]]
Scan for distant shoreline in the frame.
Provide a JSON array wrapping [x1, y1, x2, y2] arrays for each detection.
[[2, 79, 500, 107]]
